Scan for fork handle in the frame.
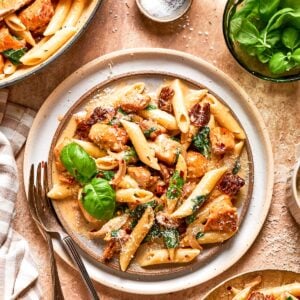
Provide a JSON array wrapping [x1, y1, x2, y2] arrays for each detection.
[[62, 236, 100, 300]]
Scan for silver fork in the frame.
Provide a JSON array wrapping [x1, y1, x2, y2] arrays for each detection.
[[28, 164, 65, 300], [30, 162, 100, 300]]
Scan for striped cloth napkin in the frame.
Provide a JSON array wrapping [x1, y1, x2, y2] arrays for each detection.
[[0, 89, 41, 300]]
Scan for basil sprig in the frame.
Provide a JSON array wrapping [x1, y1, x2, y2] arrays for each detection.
[[60, 142, 97, 184]]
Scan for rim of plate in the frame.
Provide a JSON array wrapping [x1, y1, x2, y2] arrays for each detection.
[[0, 0, 103, 89], [202, 268, 300, 299], [23, 48, 274, 294]]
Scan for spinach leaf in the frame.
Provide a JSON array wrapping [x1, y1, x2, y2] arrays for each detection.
[[232, 159, 241, 175], [192, 126, 211, 158], [162, 229, 179, 249], [145, 104, 157, 110], [144, 223, 161, 242], [166, 170, 184, 200], [117, 107, 128, 115], [196, 232, 205, 239], [143, 127, 156, 138], [3, 48, 27, 65], [269, 52, 289, 73], [259, 0, 280, 20], [185, 214, 197, 225], [236, 19, 261, 45], [98, 170, 115, 181], [282, 27, 299, 49], [60, 142, 97, 184], [192, 195, 207, 212], [291, 48, 300, 62], [81, 178, 116, 220], [123, 147, 138, 163], [130, 200, 157, 220]]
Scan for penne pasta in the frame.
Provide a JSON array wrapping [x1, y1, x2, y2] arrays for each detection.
[[47, 183, 77, 200], [171, 79, 190, 133], [5, 13, 26, 31], [203, 93, 246, 140], [72, 138, 106, 158], [136, 248, 200, 267], [116, 188, 153, 204], [95, 156, 118, 170], [3, 60, 17, 75], [119, 206, 154, 271], [120, 120, 160, 170], [258, 283, 300, 297], [234, 141, 245, 156], [117, 175, 139, 189], [0, 55, 4, 74], [44, 0, 73, 36], [14, 29, 36, 46], [63, 0, 86, 27], [197, 230, 236, 244], [139, 108, 179, 130], [184, 88, 208, 111], [20, 27, 76, 66], [232, 277, 261, 300], [171, 167, 227, 218]]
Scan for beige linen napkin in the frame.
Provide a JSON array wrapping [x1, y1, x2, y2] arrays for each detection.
[[0, 89, 41, 300]]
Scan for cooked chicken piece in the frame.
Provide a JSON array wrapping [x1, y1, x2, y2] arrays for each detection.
[[101, 240, 120, 262], [139, 119, 166, 140], [186, 151, 209, 179], [0, 0, 33, 19], [19, 0, 54, 32], [0, 27, 26, 52], [210, 126, 235, 155], [247, 292, 267, 300], [156, 211, 181, 229], [151, 134, 183, 166], [89, 123, 128, 152], [0, 55, 4, 73], [119, 93, 151, 113], [204, 195, 238, 233], [159, 163, 172, 184], [127, 166, 151, 189]]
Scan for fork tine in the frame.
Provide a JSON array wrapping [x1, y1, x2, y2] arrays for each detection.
[[36, 162, 44, 208], [43, 162, 51, 210], [28, 164, 39, 223]]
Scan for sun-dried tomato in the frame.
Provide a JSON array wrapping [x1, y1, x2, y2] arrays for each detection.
[[218, 173, 245, 196], [158, 86, 174, 113], [247, 292, 266, 300], [86, 107, 116, 125], [189, 103, 210, 127], [75, 121, 91, 140]]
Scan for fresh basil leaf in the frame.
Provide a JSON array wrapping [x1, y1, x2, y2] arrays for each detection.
[[280, 0, 299, 9], [259, 0, 280, 20], [266, 8, 295, 32], [196, 232, 205, 239], [162, 229, 179, 249], [257, 49, 272, 63], [60, 142, 97, 184], [98, 170, 115, 181], [291, 48, 300, 62], [2, 48, 27, 65], [236, 19, 261, 45], [230, 17, 243, 40], [81, 178, 116, 220], [265, 29, 282, 46], [233, 0, 258, 19], [192, 126, 211, 158], [269, 52, 289, 73], [166, 170, 184, 200], [145, 104, 157, 110], [282, 27, 299, 49]]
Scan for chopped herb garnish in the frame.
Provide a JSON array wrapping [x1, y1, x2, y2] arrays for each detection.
[[192, 126, 211, 158], [111, 229, 119, 238], [145, 104, 157, 110], [196, 232, 205, 239], [3, 48, 27, 65], [143, 127, 156, 138], [162, 228, 179, 249], [232, 159, 241, 175], [98, 170, 115, 181], [123, 147, 138, 163], [166, 170, 184, 200], [192, 195, 207, 212], [117, 107, 128, 115]]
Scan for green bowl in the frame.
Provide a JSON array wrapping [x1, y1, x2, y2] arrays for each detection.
[[223, 0, 300, 83]]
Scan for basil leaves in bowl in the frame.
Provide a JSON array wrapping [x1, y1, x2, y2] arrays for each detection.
[[223, 0, 300, 82]]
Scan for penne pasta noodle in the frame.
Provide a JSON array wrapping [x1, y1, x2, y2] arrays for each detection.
[[116, 188, 153, 204], [184, 88, 208, 111], [72, 138, 106, 158], [95, 156, 118, 170], [44, 0, 73, 36], [234, 141, 245, 156], [120, 206, 154, 271], [232, 277, 261, 300], [197, 229, 235, 244], [203, 93, 246, 140], [258, 283, 300, 297], [89, 214, 129, 239], [63, 0, 86, 27], [181, 125, 198, 151], [117, 175, 139, 189], [120, 120, 160, 170], [136, 248, 200, 267], [0, 55, 4, 74], [139, 108, 179, 130], [5, 13, 26, 31], [14, 29, 36, 46], [171, 167, 227, 218], [171, 79, 190, 133], [20, 27, 76, 66], [3, 60, 17, 75], [47, 183, 76, 200]]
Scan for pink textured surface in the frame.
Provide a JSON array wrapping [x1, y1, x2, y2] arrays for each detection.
[[11, 0, 299, 298]]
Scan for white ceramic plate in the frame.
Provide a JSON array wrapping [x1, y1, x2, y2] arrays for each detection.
[[23, 48, 274, 294]]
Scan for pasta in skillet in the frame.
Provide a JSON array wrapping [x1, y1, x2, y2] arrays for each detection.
[[0, 0, 88, 78], [48, 79, 248, 272]]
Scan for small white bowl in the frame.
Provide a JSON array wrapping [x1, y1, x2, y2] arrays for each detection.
[[287, 159, 300, 224], [136, 0, 192, 23]]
